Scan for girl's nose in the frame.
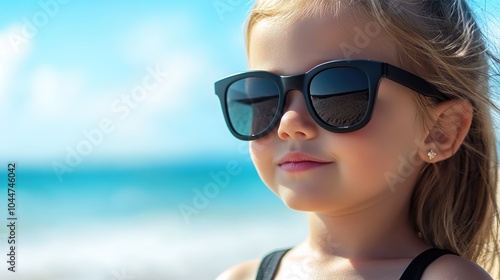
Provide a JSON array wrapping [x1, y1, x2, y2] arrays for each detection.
[[277, 90, 319, 141]]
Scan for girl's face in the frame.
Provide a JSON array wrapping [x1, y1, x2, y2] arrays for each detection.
[[248, 15, 427, 214]]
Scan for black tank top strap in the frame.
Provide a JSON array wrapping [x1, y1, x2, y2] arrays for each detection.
[[255, 248, 291, 280], [399, 248, 457, 280], [255, 247, 456, 280]]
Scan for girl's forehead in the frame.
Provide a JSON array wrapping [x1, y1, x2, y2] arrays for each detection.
[[248, 15, 399, 74]]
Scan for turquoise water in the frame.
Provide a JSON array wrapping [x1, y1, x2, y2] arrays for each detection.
[[0, 158, 305, 280], [0, 158, 282, 227]]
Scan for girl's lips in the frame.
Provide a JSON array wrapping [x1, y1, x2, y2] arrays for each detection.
[[277, 152, 333, 172], [278, 161, 332, 172]]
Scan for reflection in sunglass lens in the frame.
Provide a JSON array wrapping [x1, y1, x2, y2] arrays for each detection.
[[310, 67, 369, 128], [226, 77, 280, 136]]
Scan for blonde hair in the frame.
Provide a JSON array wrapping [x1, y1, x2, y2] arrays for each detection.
[[245, 0, 500, 276]]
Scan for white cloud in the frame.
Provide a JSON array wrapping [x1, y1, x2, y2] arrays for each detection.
[[120, 12, 196, 65], [0, 24, 31, 104], [30, 66, 63, 116], [0, 65, 90, 163], [25, 65, 85, 121], [144, 50, 210, 115]]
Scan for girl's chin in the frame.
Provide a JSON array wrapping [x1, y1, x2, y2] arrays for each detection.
[[278, 189, 340, 212]]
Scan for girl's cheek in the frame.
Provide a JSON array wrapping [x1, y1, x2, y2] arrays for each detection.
[[249, 139, 270, 163], [249, 139, 273, 171], [249, 139, 279, 193], [337, 94, 420, 174], [363, 86, 420, 150]]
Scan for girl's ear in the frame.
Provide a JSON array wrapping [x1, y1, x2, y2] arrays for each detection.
[[417, 99, 473, 163]]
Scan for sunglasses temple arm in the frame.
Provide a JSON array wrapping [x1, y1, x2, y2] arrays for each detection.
[[384, 64, 449, 101]]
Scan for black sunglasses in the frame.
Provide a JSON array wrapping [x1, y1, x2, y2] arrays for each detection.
[[214, 59, 449, 141]]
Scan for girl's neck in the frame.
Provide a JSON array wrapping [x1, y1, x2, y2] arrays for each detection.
[[303, 200, 429, 260]]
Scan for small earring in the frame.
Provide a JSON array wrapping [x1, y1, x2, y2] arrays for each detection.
[[427, 149, 437, 161]]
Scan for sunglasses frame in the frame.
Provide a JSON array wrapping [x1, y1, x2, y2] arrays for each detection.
[[215, 59, 449, 141]]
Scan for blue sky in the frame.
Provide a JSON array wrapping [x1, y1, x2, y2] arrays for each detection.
[[0, 0, 252, 168], [0, 0, 498, 168]]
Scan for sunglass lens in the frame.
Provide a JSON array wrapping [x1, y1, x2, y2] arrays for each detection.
[[226, 77, 280, 137], [309, 67, 370, 128]]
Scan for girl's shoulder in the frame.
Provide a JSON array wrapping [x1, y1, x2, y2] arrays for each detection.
[[421, 254, 493, 280], [214, 253, 494, 280], [215, 259, 261, 280]]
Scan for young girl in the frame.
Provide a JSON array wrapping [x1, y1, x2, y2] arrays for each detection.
[[214, 0, 500, 279]]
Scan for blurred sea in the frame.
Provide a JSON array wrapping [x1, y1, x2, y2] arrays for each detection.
[[0, 159, 307, 280], [5, 155, 497, 280]]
